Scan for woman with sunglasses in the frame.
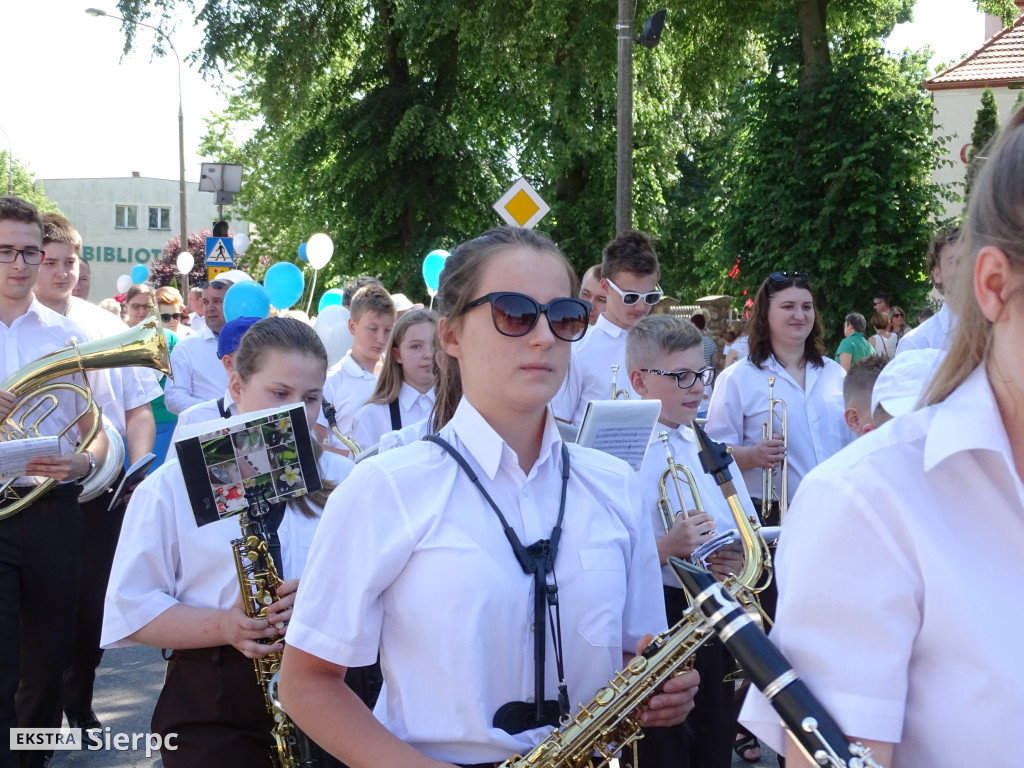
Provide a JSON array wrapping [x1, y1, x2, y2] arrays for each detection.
[[157, 285, 191, 338], [279, 226, 698, 768], [739, 101, 1024, 768], [888, 304, 907, 339]]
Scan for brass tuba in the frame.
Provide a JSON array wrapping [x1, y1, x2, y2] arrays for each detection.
[[761, 376, 788, 521], [0, 312, 171, 520], [655, 430, 704, 534], [609, 365, 629, 400]]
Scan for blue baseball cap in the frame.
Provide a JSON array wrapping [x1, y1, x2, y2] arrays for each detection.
[[217, 316, 261, 359]]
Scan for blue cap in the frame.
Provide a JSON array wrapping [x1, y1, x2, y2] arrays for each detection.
[[217, 316, 261, 359]]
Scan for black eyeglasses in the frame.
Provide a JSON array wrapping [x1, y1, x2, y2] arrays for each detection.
[[462, 292, 590, 342], [0, 247, 45, 265], [768, 271, 809, 285], [161, 313, 183, 322], [605, 278, 663, 306], [640, 366, 716, 389]]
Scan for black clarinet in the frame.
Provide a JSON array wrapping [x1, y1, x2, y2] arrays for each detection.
[[669, 558, 884, 768]]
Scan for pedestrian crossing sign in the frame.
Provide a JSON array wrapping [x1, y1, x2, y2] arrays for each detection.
[[493, 177, 549, 229], [205, 237, 234, 266]]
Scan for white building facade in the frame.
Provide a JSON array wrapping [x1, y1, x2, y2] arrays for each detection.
[[38, 174, 247, 301]]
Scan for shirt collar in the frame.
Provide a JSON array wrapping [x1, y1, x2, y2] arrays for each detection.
[[594, 313, 628, 338], [341, 350, 377, 380], [199, 325, 218, 343], [924, 365, 1009, 471], [398, 382, 435, 410], [448, 398, 562, 481]]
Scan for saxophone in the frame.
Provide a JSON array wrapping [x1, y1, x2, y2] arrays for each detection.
[[499, 422, 772, 768], [231, 490, 301, 768]]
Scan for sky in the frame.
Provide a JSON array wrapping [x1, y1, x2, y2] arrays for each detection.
[[0, 0, 997, 185]]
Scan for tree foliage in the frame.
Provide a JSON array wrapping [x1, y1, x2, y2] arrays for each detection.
[[0, 152, 63, 215], [966, 87, 1000, 197]]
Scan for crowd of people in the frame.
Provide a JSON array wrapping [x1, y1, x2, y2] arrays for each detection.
[[1, 106, 1021, 768]]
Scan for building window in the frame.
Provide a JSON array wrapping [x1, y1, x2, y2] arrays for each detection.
[[115, 205, 138, 229], [148, 206, 172, 230]]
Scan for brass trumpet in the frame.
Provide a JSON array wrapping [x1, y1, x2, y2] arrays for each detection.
[[0, 312, 171, 520], [610, 365, 629, 400], [761, 376, 788, 522], [655, 431, 704, 534]]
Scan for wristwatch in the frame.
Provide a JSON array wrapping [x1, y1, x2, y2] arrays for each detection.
[[83, 451, 96, 478]]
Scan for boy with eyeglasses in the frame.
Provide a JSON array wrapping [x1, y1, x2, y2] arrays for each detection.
[[552, 230, 662, 424], [627, 314, 758, 768], [0, 197, 115, 767], [38, 213, 164, 731]]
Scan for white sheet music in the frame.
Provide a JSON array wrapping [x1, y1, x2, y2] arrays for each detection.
[[575, 400, 662, 471], [0, 436, 62, 481]]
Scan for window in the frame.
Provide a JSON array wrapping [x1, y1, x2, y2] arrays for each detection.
[[115, 205, 138, 229], [148, 206, 172, 230]]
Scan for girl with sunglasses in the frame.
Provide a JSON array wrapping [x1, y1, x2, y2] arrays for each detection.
[[888, 304, 907, 339], [157, 285, 191, 338], [351, 309, 437, 451], [279, 226, 698, 768], [740, 99, 1024, 768]]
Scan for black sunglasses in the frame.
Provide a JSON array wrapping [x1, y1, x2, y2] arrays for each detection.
[[891, 312, 904, 318], [462, 292, 590, 342], [640, 366, 716, 389], [161, 313, 183, 322], [768, 271, 809, 285]]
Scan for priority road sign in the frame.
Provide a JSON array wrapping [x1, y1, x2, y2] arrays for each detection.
[[493, 177, 549, 229]]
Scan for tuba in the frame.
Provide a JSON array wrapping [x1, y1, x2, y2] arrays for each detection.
[[609, 365, 629, 400], [761, 376, 788, 522], [321, 399, 362, 457], [655, 430, 704, 535], [499, 422, 771, 768], [0, 312, 171, 520]]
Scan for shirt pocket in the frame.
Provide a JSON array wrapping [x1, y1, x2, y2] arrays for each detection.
[[576, 547, 628, 648]]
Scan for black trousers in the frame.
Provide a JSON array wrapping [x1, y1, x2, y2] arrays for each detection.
[[0, 485, 84, 768], [635, 585, 734, 768], [63, 470, 127, 719]]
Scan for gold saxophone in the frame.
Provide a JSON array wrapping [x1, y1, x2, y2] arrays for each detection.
[[500, 422, 771, 768], [231, 491, 301, 768]]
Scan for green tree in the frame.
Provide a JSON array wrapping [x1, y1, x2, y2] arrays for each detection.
[[966, 88, 1000, 197], [0, 152, 63, 214]]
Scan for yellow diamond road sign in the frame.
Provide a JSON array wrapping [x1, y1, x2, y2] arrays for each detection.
[[494, 177, 549, 229]]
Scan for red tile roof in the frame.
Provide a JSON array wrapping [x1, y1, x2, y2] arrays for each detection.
[[925, 15, 1024, 91]]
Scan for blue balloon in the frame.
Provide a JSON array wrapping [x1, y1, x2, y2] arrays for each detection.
[[131, 264, 149, 284], [318, 288, 345, 313], [224, 281, 271, 322], [421, 249, 449, 293], [263, 262, 305, 310], [298, 242, 308, 262]]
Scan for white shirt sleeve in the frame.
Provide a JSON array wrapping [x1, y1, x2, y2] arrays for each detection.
[[163, 340, 204, 415]]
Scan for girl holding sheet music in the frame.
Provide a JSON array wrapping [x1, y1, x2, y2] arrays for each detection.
[[100, 317, 351, 768]]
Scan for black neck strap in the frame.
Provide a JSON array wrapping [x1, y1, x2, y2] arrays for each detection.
[[388, 398, 402, 431], [424, 433, 571, 730]]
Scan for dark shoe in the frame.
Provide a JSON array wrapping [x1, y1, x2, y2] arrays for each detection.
[[734, 733, 761, 763], [66, 709, 101, 731]]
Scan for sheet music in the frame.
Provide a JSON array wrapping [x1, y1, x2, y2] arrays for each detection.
[[0, 436, 62, 481], [575, 399, 662, 471]]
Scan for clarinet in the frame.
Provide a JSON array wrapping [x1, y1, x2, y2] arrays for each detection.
[[670, 559, 885, 768]]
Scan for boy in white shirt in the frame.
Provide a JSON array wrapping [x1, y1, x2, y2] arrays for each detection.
[[628, 313, 757, 768], [552, 230, 662, 423], [318, 284, 396, 449]]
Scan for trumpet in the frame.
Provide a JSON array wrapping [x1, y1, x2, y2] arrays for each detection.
[[610, 365, 629, 400], [321, 399, 362, 457], [761, 376, 788, 522], [655, 431, 704, 534]]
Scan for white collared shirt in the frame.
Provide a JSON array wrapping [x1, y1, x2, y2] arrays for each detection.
[[636, 423, 758, 586], [188, 313, 206, 333], [740, 365, 1024, 767], [163, 326, 228, 415], [705, 354, 849, 500], [165, 390, 236, 462], [378, 415, 433, 454], [0, 298, 115, 458], [896, 303, 956, 355], [322, 350, 378, 440], [551, 314, 637, 424], [351, 383, 435, 450], [101, 450, 352, 649], [288, 398, 665, 765], [65, 297, 162, 437]]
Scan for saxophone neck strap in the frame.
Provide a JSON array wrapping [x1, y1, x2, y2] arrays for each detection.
[[388, 398, 402, 431], [423, 433, 571, 731]]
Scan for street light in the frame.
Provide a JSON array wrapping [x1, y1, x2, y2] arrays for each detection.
[[85, 7, 190, 297], [615, 7, 666, 233]]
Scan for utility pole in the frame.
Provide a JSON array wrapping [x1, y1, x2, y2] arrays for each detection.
[[615, 0, 634, 234]]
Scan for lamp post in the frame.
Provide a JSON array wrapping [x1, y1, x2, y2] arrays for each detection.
[[615, 7, 666, 234], [85, 7, 189, 297]]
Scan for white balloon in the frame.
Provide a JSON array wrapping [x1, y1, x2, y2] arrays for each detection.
[[176, 250, 195, 274], [306, 233, 334, 270], [218, 269, 254, 284], [233, 233, 250, 254], [116, 274, 132, 294], [314, 305, 353, 367]]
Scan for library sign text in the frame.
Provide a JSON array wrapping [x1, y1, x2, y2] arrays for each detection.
[[82, 245, 161, 264]]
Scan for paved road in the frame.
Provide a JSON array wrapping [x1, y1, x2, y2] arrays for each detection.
[[48, 644, 778, 767]]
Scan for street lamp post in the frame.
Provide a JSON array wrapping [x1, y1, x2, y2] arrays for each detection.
[[85, 7, 189, 297]]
